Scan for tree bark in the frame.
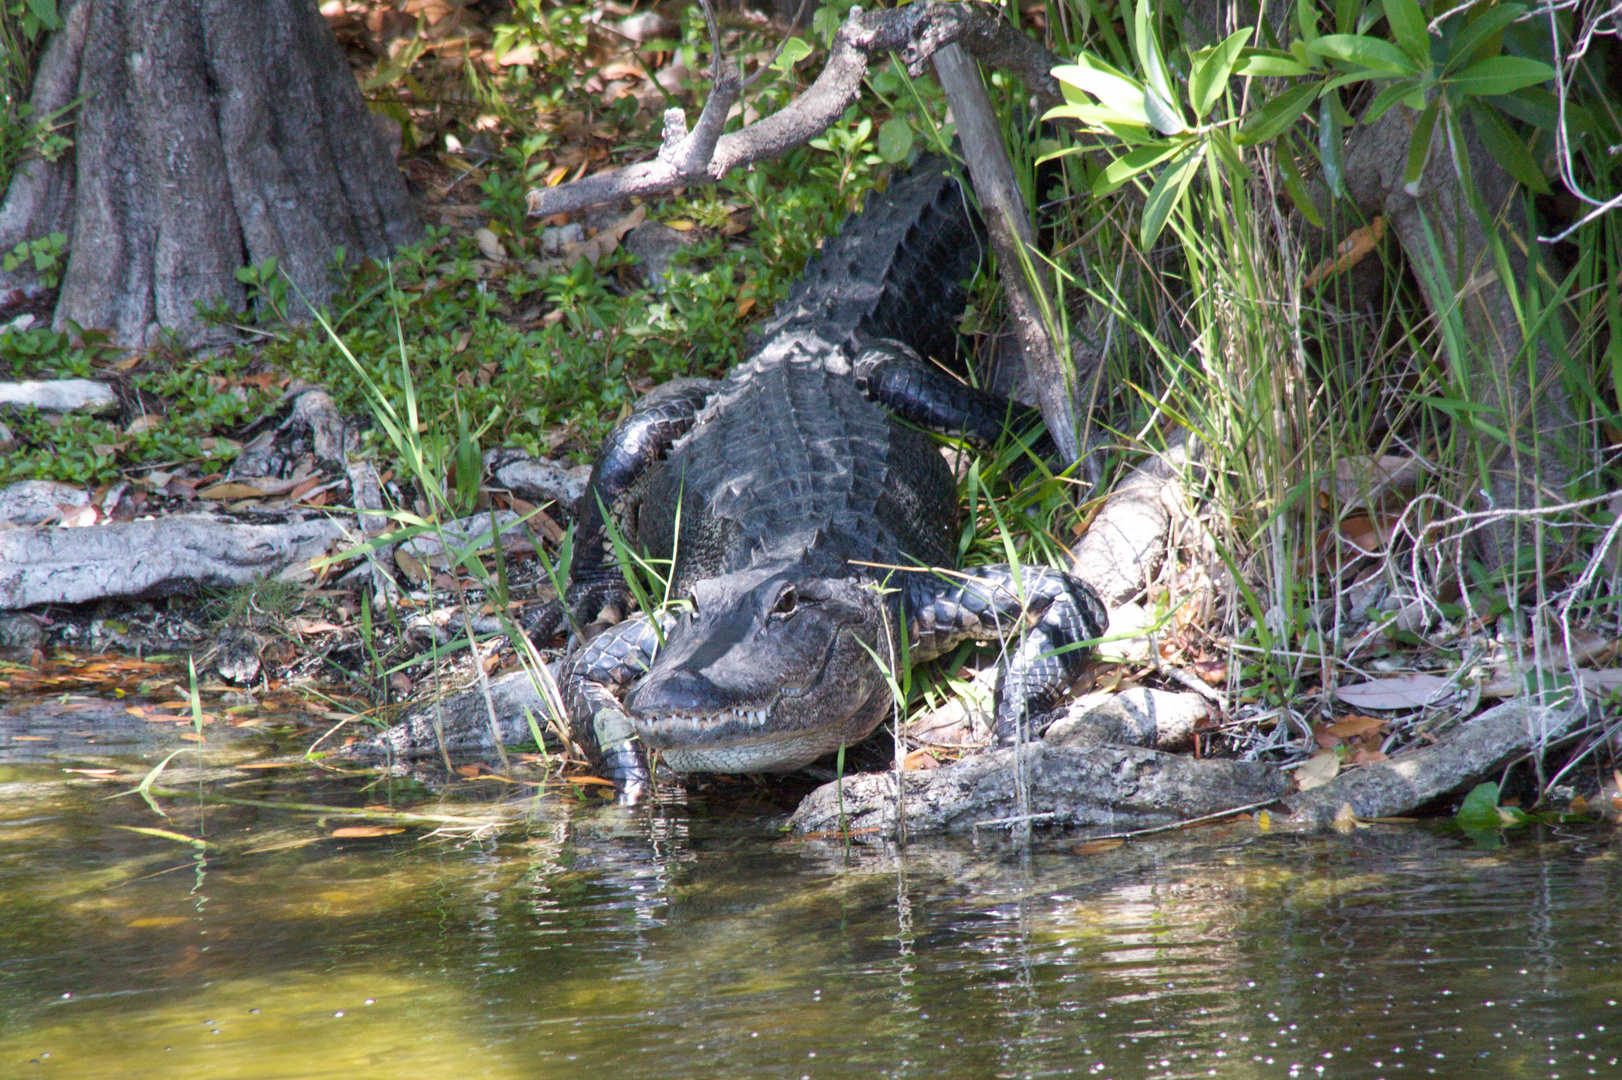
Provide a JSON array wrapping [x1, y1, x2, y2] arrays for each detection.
[[1336, 107, 1577, 571], [0, 0, 420, 347]]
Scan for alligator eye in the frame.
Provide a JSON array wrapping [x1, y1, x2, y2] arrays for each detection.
[[772, 586, 798, 616]]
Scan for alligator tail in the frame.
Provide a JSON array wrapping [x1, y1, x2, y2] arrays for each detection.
[[759, 154, 983, 367]]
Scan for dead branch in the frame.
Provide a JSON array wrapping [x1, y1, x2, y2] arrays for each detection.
[[525, 2, 1064, 219]]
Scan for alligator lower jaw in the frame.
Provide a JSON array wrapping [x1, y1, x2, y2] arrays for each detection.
[[633, 709, 851, 774]]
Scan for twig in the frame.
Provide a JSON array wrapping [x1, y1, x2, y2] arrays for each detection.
[[1079, 798, 1281, 842], [525, 2, 1064, 219], [935, 43, 1079, 463]]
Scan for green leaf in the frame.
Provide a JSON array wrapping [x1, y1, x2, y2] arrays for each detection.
[[25, 0, 61, 32], [1383, 0, 1431, 65], [1489, 86, 1561, 130], [1308, 33, 1422, 76], [876, 117, 913, 164], [1447, 55, 1555, 97], [1237, 81, 1318, 145], [1135, 0, 1180, 119], [1052, 56, 1151, 126], [1335, 0, 1361, 34], [1190, 28, 1253, 117], [1468, 102, 1550, 193], [1144, 86, 1188, 135], [1043, 102, 1151, 132], [1141, 143, 1205, 248], [1442, 107, 1476, 198], [1443, 3, 1526, 73], [1276, 138, 1324, 227], [1234, 48, 1311, 77], [1403, 98, 1440, 194], [1364, 78, 1423, 123], [1319, 96, 1345, 197], [771, 36, 814, 74], [1094, 140, 1183, 197], [1210, 132, 1254, 182], [1297, 0, 1320, 47]]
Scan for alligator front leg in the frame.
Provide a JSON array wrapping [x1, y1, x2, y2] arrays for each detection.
[[536, 378, 718, 642], [907, 565, 1107, 744], [558, 611, 674, 802]]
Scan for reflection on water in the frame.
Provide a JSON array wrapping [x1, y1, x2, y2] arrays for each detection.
[[1, 695, 1619, 1079]]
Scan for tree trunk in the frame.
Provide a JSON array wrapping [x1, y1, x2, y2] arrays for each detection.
[[0, 0, 420, 347], [1338, 106, 1577, 571]]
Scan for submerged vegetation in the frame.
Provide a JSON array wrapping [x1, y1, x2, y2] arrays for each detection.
[[1, 0, 1618, 809]]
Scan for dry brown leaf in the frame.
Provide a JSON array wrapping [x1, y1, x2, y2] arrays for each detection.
[[196, 482, 270, 500], [903, 748, 940, 771], [1295, 750, 1341, 791], [1330, 802, 1361, 833], [1326, 714, 1385, 737], [474, 227, 508, 262], [1323, 453, 1422, 509], [1335, 674, 1453, 710], [566, 775, 616, 787], [1303, 216, 1385, 287], [331, 826, 407, 838]]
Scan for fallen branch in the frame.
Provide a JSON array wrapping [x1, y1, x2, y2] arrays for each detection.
[[525, 2, 1064, 219]]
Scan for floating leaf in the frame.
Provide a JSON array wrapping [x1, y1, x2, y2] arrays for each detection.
[[331, 826, 407, 838]]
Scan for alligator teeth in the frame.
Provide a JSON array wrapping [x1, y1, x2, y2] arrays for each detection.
[[651, 708, 771, 729]]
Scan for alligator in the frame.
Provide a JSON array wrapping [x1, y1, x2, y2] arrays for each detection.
[[545, 153, 1108, 799]]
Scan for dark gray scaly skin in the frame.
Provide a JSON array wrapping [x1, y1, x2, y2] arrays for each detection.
[[552, 154, 1107, 799]]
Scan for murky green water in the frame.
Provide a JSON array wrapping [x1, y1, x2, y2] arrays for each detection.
[[2, 695, 1619, 1080]]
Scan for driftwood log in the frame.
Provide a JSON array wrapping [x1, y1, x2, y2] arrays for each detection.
[[788, 741, 1288, 836], [0, 514, 345, 607]]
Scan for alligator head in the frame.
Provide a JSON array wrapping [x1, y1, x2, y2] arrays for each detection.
[[623, 560, 896, 774]]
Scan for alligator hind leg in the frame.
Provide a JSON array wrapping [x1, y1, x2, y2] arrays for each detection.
[[537, 378, 719, 642], [559, 610, 675, 801], [906, 565, 1107, 744]]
